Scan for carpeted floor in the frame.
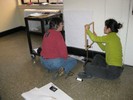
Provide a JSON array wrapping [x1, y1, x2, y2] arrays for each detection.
[[0, 31, 133, 100]]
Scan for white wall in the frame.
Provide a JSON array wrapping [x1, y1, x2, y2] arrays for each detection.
[[0, 0, 21, 32], [124, 0, 133, 66], [64, 0, 106, 52], [63, 0, 130, 64]]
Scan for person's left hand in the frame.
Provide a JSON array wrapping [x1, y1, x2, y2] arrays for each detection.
[[85, 24, 90, 31]]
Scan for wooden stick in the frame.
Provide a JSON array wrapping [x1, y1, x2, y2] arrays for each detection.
[[84, 27, 87, 50], [84, 22, 95, 50]]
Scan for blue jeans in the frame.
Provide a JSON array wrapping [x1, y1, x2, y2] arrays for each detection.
[[40, 56, 77, 74]]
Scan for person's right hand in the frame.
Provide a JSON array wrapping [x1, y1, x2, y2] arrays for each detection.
[[93, 31, 97, 36]]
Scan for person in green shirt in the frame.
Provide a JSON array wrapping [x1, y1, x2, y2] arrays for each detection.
[[78, 19, 124, 80]]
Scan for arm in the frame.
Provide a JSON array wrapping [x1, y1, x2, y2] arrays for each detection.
[[85, 25, 107, 51], [97, 43, 105, 51]]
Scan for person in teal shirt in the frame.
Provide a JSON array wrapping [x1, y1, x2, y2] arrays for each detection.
[[78, 19, 124, 80]]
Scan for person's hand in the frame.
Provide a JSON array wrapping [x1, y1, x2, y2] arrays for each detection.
[[85, 24, 90, 31], [93, 31, 97, 36]]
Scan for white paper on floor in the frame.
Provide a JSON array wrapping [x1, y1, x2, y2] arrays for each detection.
[[21, 82, 73, 100], [69, 54, 85, 62]]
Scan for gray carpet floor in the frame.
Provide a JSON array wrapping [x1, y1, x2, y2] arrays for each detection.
[[0, 31, 133, 100]]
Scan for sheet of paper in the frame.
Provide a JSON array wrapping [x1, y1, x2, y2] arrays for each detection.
[[69, 55, 84, 62], [21, 82, 73, 100], [29, 13, 43, 17], [39, 82, 73, 100]]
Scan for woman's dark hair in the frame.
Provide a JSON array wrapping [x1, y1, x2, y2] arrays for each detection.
[[49, 17, 63, 29], [105, 19, 123, 33]]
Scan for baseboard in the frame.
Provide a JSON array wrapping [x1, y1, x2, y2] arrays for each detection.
[[0, 26, 25, 37], [0, 27, 104, 59], [67, 46, 105, 59], [123, 64, 133, 67]]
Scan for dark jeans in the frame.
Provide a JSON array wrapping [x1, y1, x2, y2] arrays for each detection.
[[84, 54, 124, 80]]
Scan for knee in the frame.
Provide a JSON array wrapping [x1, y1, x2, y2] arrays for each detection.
[[73, 59, 77, 64], [69, 57, 77, 65], [93, 54, 102, 59]]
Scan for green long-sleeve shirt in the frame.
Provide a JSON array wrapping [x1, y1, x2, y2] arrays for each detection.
[[86, 30, 123, 67]]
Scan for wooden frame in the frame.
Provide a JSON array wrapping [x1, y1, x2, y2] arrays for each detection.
[[84, 22, 94, 50], [84, 22, 95, 60]]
